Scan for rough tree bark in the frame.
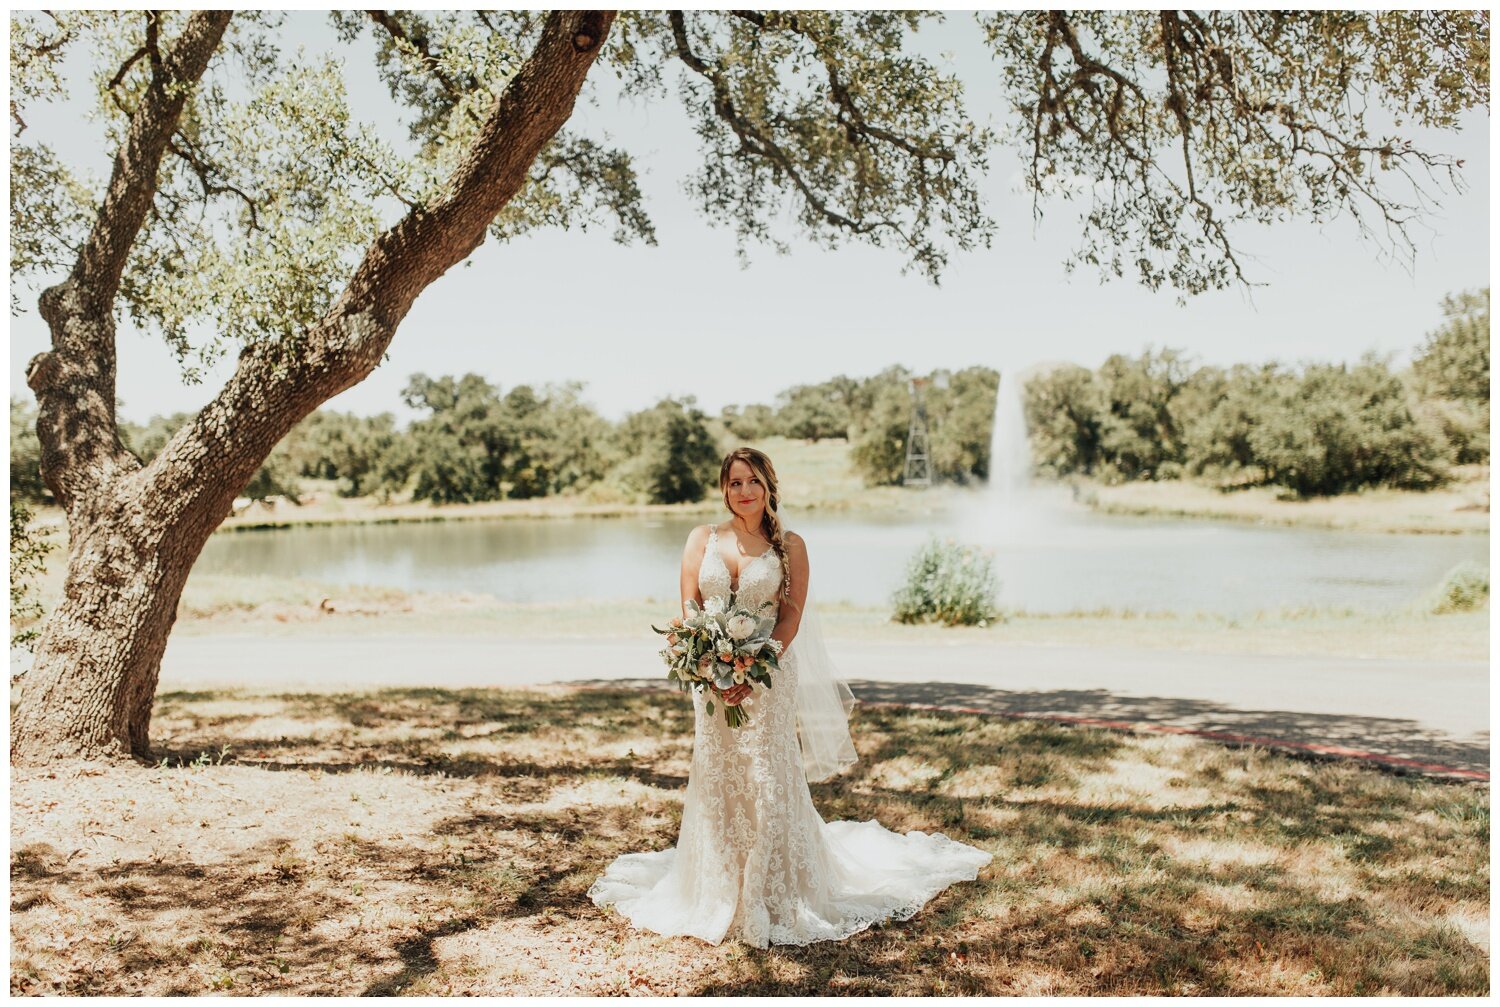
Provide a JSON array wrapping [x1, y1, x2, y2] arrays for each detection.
[[12, 10, 616, 766]]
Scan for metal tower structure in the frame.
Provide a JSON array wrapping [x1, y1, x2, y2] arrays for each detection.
[[902, 377, 933, 487]]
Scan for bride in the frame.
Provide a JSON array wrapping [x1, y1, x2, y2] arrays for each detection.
[[587, 447, 991, 947]]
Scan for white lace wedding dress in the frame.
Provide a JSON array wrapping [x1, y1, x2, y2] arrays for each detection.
[[587, 527, 992, 947]]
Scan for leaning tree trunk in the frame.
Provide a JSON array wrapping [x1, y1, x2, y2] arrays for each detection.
[[11, 469, 222, 762], [12, 10, 615, 766]]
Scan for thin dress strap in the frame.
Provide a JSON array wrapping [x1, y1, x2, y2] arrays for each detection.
[[704, 525, 718, 570]]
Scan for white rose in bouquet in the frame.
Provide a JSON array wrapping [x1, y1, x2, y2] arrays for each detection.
[[726, 614, 756, 640]]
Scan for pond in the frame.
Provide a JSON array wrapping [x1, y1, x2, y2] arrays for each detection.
[[196, 492, 1488, 616]]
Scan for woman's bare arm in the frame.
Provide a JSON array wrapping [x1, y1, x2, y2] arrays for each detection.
[[770, 532, 810, 653], [680, 524, 710, 618]]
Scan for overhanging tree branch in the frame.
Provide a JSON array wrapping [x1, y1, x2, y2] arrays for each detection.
[[166, 134, 264, 231], [144, 10, 616, 518], [74, 11, 231, 312], [728, 9, 956, 163], [668, 11, 921, 253], [996, 9, 1482, 294], [364, 9, 484, 126]]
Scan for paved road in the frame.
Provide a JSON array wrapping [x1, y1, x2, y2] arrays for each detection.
[[146, 633, 1490, 777]]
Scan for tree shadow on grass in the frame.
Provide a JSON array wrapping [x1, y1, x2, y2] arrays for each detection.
[[842, 678, 1489, 777], [147, 735, 690, 793], [12, 838, 385, 994], [34, 683, 1476, 995], [568, 676, 1488, 777], [152, 686, 692, 789]]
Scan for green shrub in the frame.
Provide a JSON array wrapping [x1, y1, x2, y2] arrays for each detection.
[[891, 537, 999, 626], [776, 380, 855, 441], [1428, 562, 1489, 614], [720, 403, 778, 440], [1025, 363, 1106, 479], [1027, 293, 1488, 494], [848, 379, 911, 486], [1095, 347, 1195, 480]]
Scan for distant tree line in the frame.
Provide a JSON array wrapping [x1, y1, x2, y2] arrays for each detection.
[[12, 290, 1483, 508], [11, 365, 1000, 508], [1024, 289, 1489, 497]]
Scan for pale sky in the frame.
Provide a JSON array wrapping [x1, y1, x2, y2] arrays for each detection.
[[9, 11, 1490, 427]]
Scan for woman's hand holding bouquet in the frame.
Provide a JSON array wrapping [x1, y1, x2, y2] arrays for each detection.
[[653, 595, 782, 728]]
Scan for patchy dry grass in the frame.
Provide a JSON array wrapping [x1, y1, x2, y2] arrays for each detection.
[[11, 688, 1487, 996]]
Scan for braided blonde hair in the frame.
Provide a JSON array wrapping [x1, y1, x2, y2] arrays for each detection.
[[719, 447, 792, 602]]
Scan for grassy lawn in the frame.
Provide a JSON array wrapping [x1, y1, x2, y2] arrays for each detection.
[[10, 687, 1488, 995]]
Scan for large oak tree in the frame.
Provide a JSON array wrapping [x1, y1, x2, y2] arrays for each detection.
[[9, 10, 1487, 764]]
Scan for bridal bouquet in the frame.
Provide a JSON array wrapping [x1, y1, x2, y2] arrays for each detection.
[[652, 595, 783, 727]]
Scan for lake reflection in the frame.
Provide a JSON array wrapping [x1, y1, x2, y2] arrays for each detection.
[[196, 497, 1489, 615]]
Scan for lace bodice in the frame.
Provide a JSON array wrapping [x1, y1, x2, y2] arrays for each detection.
[[698, 526, 783, 614]]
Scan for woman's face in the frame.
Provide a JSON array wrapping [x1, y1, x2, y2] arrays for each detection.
[[725, 459, 768, 524]]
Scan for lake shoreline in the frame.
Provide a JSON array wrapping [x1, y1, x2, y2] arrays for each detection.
[[1076, 471, 1490, 535], [18, 499, 1488, 663]]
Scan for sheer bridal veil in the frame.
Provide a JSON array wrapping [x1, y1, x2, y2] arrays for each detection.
[[785, 532, 859, 782]]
